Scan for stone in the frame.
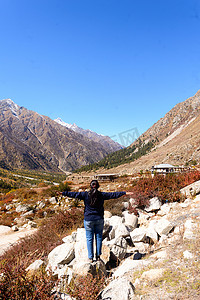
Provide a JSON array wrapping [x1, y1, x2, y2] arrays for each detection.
[[62, 232, 77, 243], [123, 202, 129, 209], [38, 201, 46, 209], [183, 219, 197, 240], [47, 242, 75, 272], [16, 204, 30, 213], [27, 221, 37, 228], [145, 197, 162, 212], [104, 210, 112, 218], [150, 250, 168, 260], [26, 259, 44, 271], [123, 211, 138, 229], [99, 276, 135, 300], [102, 222, 111, 239], [130, 228, 146, 243], [74, 228, 88, 261], [154, 218, 174, 236], [145, 228, 159, 243], [113, 258, 150, 278], [107, 236, 127, 261], [183, 250, 193, 259], [0, 225, 12, 235], [49, 197, 57, 204], [180, 180, 200, 197], [101, 244, 110, 264], [107, 216, 123, 228], [11, 225, 19, 231], [157, 203, 171, 216], [115, 223, 130, 239], [73, 260, 107, 277], [141, 268, 166, 280], [129, 198, 137, 207]]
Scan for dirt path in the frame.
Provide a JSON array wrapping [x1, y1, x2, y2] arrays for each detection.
[[0, 228, 37, 256]]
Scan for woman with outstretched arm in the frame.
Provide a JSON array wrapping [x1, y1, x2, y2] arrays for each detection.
[[59, 180, 133, 262]]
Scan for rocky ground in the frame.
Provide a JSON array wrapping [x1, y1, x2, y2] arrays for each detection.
[[1, 179, 200, 299]]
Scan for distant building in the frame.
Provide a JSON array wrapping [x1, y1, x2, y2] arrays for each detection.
[[151, 163, 186, 175], [93, 173, 119, 182]]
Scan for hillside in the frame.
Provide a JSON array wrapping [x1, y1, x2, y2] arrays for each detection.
[[54, 117, 123, 152], [75, 89, 200, 175], [0, 99, 121, 173]]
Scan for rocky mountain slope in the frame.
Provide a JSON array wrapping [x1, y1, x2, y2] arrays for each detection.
[[0, 99, 120, 172], [54, 117, 122, 152], [86, 89, 200, 175]]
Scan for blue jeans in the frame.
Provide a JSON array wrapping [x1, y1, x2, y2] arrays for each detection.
[[84, 219, 104, 260]]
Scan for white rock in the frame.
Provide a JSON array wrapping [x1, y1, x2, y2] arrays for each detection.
[[115, 223, 130, 239], [28, 221, 37, 228], [154, 218, 174, 236], [0, 225, 12, 235], [62, 232, 77, 243], [180, 180, 200, 197], [150, 250, 168, 260], [107, 216, 123, 228], [113, 258, 150, 278], [145, 197, 162, 212], [11, 225, 19, 231], [49, 197, 57, 204], [26, 259, 44, 271], [104, 210, 112, 218], [107, 237, 127, 261], [157, 203, 171, 216], [99, 277, 135, 300], [141, 268, 166, 280], [74, 228, 88, 261], [130, 228, 146, 243], [123, 211, 138, 229], [16, 204, 30, 213], [47, 242, 75, 272], [183, 250, 194, 259], [146, 228, 159, 243]]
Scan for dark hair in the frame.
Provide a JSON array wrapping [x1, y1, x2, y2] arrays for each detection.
[[88, 180, 100, 207]]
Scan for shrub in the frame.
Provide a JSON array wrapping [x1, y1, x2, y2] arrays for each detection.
[[0, 209, 84, 270], [65, 273, 106, 300], [128, 170, 200, 210], [0, 262, 56, 300]]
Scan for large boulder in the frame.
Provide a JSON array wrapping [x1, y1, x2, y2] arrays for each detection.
[[153, 218, 174, 236], [0, 225, 12, 235], [130, 228, 146, 243], [180, 180, 200, 197], [145, 197, 162, 212], [74, 228, 88, 261], [113, 258, 151, 278], [123, 211, 138, 229], [47, 242, 75, 272], [73, 260, 107, 277], [106, 236, 127, 261], [115, 223, 130, 239], [99, 277, 135, 300]]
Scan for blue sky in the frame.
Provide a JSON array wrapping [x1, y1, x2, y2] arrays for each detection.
[[1, 0, 200, 146]]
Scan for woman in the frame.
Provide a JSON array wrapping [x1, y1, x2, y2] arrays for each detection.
[[60, 180, 133, 262]]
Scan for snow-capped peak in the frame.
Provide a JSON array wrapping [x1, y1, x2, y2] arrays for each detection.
[[0, 99, 20, 117], [54, 117, 78, 130]]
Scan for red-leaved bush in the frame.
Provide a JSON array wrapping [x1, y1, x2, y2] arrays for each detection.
[[66, 273, 106, 300], [129, 170, 200, 210], [0, 262, 56, 300]]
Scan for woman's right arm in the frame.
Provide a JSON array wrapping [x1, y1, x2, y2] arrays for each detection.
[[62, 191, 86, 200]]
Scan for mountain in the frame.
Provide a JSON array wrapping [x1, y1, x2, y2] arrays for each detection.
[[0, 99, 121, 173], [77, 89, 200, 174], [54, 117, 122, 152]]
